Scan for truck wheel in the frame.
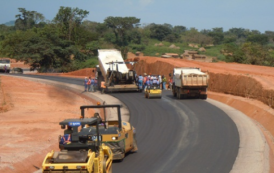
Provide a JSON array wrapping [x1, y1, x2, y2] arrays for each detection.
[[108, 165, 113, 173], [181, 94, 187, 99], [201, 94, 207, 100], [103, 159, 107, 173], [172, 89, 177, 97], [177, 88, 181, 99]]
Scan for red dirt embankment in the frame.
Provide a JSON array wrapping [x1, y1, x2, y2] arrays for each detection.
[[0, 76, 96, 173], [33, 68, 96, 79]]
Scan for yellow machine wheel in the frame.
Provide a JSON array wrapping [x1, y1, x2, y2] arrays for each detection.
[[108, 165, 112, 173], [103, 159, 107, 173]]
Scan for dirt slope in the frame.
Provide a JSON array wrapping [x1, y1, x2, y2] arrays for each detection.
[[0, 76, 96, 173]]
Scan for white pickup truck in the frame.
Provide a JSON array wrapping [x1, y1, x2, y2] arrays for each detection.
[[0, 59, 10, 73], [172, 67, 209, 99]]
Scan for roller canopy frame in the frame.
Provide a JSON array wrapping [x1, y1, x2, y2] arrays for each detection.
[[80, 104, 123, 131]]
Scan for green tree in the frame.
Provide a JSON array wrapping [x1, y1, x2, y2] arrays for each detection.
[[241, 42, 270, 65], [223, 43, 246, 63], [127, 29, 142, 44], [1, 25, 87, 71], [226, 28, 249, 39], [207, 27, 224, 45], [149, 24, 172, 41], [246, 34, 268, 45], [182, 28, 213, 46], [15, 8, 44, 30], [173, 25, 186, 34], [104, 16, 140, 46], [53, 6, 89, 41]]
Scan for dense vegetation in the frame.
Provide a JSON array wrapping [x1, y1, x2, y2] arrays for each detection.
[[1, 7, 274, 72]]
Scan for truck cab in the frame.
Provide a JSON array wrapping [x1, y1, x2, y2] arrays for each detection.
[[0, 59, 10, 73]]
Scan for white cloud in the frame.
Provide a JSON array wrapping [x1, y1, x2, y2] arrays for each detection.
[[139, 0, 154, 6]]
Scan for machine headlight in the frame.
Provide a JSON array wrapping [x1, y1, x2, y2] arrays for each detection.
[[112, 137, 116, 140], [76, 166, 86, 169], [45, 166, 55, 170]]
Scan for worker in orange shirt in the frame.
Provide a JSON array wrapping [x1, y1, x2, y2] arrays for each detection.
[[101, 81, 106, 94]]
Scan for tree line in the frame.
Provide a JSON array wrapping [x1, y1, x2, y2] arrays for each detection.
[[0, 7, 274, 72]]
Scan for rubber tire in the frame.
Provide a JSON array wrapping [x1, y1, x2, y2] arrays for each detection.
[[103, 159, 107, 173], [118, 152, 125, 162], [172, 89, 177, 97], [132, 138, 138, 152], [201, 94, 207, 100], [108, 165, 112, 173], [177, 88, 181, 99]]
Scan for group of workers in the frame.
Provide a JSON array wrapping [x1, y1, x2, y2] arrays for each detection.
[[137, 73, 168, 91], [84, 77, 98, 92]]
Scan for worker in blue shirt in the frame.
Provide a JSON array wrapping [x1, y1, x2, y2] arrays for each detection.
[[138, 75, 143, 90]]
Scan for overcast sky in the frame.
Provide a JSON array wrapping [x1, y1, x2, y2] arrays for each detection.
[[0, 0, 273, 33]]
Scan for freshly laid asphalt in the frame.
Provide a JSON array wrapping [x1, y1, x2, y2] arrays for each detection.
[[6, 74, 240, 173], [111, 92, 239, 173]]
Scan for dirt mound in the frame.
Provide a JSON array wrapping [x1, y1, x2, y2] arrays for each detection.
[[65, 68, 96, 77]]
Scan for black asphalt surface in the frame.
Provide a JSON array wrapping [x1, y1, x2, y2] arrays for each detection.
[[6, 74, 239, 173]]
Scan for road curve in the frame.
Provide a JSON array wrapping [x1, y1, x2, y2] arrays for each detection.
[[111, 91, 239, 173], [8, 74, 239, 173]]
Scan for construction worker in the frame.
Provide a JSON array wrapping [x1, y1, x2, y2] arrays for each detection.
[[94, 78, 98, 92], [84, 77, 88, 92], [61, 134, 71, 144], [145, 77, 151, 89], [101, 81, 106, 94], [152, 77, 158, 85], [138, 75, 143, 90], [91, 78, 95, 92], [169, 77, 173, 90], [143, 73, 148, 91], [162, 75, 167, 90], [158, 75, 162, 89], [87, 77, 91, 92]]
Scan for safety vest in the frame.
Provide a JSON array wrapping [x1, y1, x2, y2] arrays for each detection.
[[101, 81, 106, 88]]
